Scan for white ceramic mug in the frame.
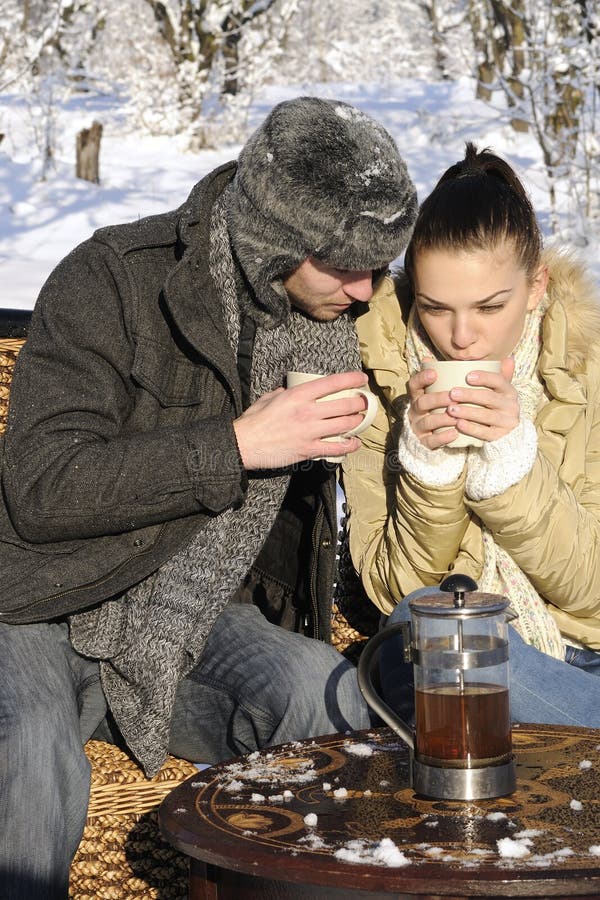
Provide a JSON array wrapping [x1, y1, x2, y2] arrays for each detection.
[[286, 371, 378, 462], [424, 359, 502, 448]]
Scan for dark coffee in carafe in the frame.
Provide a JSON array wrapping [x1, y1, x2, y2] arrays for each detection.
[[415, 682, 511, 767]]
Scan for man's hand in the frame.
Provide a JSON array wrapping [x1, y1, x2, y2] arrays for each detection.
[[233, 371, 370, 470]]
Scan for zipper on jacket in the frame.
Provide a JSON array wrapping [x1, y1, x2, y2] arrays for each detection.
[[309, 504, 325, 641]]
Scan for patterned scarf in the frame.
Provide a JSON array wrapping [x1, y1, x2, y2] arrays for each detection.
[[405, 298, 565, 660]]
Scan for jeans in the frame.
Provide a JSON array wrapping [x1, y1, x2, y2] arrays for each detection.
[[380, 588, 600, 731], [564, 643, 600, 676], [0, 604, 370, 899]]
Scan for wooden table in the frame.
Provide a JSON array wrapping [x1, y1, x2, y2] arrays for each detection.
[[159, 724, 600, 898]]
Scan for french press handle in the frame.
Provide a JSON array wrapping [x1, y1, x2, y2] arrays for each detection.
[[356, 622, 415, 750]]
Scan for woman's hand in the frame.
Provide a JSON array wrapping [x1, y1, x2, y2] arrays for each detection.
[[408, 358, 518, 449], [407, 358, 459, 450], [446, 357, 519, 443]]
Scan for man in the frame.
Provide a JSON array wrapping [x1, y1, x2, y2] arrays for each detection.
[[0, 96, 417, 897]]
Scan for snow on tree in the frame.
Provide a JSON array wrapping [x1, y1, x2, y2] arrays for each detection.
[[137, 0, 290, 142], [0, 0, 105, 177], [466, 0, 599, 233]]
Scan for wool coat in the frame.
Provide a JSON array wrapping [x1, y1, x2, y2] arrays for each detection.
[[0, 162, 338, 637], [343, 249, 600, 649]]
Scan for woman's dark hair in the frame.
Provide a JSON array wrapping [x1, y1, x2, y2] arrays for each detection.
[[404, 142, 542, 285]]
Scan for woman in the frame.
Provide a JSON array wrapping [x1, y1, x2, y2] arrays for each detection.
[[343, 142, 600, 725]]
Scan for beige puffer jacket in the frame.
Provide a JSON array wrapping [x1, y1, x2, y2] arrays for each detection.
[[343, 249, 600, 648]]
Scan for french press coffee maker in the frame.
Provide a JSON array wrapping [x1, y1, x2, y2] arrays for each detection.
[[357, 575, 516, 800]]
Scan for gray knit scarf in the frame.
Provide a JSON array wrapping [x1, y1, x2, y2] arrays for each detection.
[[70, 190, 361, 776]]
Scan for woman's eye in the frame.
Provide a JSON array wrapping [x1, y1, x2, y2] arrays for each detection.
[[419, 304, 447, 315], [479, 304, 505, 313]]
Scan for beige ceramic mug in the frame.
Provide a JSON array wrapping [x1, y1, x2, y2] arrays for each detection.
[[424, 359, 502, 448], [286, 371, 378, 462]]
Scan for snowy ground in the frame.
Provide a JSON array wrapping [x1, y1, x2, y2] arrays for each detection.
[[0, 77, 598, 310]]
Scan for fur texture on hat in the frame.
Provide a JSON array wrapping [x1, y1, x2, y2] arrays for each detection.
[[226, 96, 417, 318]]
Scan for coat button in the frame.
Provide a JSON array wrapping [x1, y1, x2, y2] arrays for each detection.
[[133, 538, 144, 548], [321, 538, 332, 549]]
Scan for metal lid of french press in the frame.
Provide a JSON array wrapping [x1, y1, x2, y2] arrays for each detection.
[[409, 574, 510, 618]]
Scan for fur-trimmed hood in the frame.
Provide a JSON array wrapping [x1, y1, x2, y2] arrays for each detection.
[[543, 246, 600, 374]]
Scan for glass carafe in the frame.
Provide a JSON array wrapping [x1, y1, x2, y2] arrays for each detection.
[[358, 576, 516, 800]]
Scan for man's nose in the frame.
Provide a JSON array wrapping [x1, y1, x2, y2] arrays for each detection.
[[342, 271, 374, 303]]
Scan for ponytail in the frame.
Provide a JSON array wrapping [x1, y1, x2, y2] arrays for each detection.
[[405, 142, 542, 287]]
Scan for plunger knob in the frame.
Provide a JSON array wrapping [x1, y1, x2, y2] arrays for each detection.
[[439, 573, 478, 609]]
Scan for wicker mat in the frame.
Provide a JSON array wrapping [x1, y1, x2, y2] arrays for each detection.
[[70, 741, 198, 900], [0, 339, 24, 432]]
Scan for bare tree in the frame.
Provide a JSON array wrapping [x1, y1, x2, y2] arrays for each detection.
[[141, 0, 278, 122], [420, 0, 470, 80], [467, 0, 528, 130], [466, 0, 599, 230], [1, 0, 106, 176], [0, 0, 101, 93], [1, 0, 63, 92]]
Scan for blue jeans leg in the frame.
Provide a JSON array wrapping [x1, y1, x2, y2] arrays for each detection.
[[508, 627, 600, 726], [0, 620, 107, 900], [168, 603, 372, 763], [564, 644, 600, 676], [380, 589, 600, 729]]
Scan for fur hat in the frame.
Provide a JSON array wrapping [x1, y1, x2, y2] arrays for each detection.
[[226, 96, 417, 316]]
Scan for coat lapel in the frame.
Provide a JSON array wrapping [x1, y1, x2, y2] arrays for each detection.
[[162, 163, 243, 415]]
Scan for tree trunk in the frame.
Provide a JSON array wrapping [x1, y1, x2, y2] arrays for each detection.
[[76, 120, 102, 183], [476, 62, 494, 100], [221, 15, 241, 95]]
